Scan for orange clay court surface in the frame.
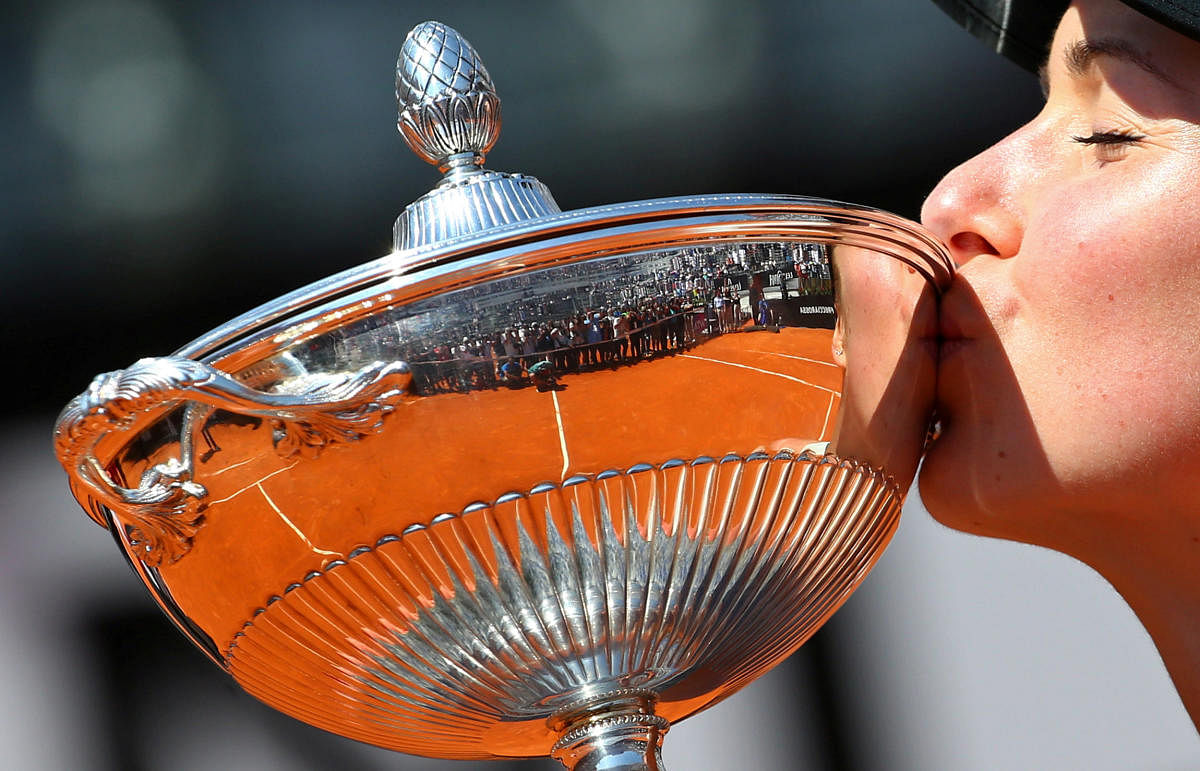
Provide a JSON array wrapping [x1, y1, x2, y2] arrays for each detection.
[[157, 326, 842, 645]]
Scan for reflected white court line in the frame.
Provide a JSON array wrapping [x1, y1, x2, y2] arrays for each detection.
[[681, 354, 841, 394], [207, 461, 298, 505], [550, 388, 570, 478], [256, 480, 338, 557], [820, 392, 838, 441], [757, 350, 841, 368], [207, 455, 261, 477]]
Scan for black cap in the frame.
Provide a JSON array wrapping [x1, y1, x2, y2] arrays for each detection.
[[932, 0, 1200, 72]]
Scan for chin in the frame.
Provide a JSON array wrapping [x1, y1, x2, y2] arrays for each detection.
[[917, 423, 1028, 542]]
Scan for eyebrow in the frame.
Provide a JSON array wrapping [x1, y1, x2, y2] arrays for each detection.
[[1039, 37, 1188, 94]]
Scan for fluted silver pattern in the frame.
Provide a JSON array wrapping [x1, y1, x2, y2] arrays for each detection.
[[226, 451, 901, 760], [393, 171, 561, 250]]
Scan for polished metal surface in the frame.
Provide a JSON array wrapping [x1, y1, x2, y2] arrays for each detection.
[[226, 452, 900, 761], [550, 690, 669, 770], [54, 19, 952, 769], [396, 20, 499, 171], [393, 21, 560, 250], [55, 356, 410, 564]]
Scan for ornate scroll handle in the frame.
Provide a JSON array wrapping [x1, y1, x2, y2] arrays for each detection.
[[54, 357, 410, 565]]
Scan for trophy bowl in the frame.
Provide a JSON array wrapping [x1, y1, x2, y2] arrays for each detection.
[[55, 22, 951, 770]]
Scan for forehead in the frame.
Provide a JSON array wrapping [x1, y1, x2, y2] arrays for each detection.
[[1050, 0, 1200, 91]]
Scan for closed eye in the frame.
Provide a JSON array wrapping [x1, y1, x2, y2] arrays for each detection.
[[1072, 130, 1145, 164], [1071, 130, 1145, 145]]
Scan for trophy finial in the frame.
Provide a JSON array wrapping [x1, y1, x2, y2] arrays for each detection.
[[397, 21, 501, 177], [391, 20, 559, 251]]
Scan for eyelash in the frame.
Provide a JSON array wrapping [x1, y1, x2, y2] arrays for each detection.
[[1071, 130, 1145, 145], [1072, 130, 1145, 163]]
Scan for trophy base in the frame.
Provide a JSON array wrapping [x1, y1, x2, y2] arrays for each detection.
[[549, 688, 667, 770]]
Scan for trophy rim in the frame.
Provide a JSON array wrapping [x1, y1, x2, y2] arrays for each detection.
[[174, 193, 952, 368]]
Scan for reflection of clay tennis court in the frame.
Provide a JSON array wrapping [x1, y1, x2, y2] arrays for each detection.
[[157, 327, 839, 645], [393, 327, 840, 502]]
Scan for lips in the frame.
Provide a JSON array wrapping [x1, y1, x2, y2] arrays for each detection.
[[935, 278, 986, 354], [938, 311, 968, 342], [938, 285, 972, 340]]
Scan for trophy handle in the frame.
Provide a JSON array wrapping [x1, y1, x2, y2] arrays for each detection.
[[54, 356, 410, 565]]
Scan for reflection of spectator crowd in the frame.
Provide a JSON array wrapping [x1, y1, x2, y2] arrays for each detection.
[[406, 289, 746, 395], [315, 243, 833, 396]]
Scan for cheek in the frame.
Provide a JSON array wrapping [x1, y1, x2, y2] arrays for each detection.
[[1019, 181, 1136, 302], [1018, 163, 1199, 355], [1010, 172, 1200, 479]]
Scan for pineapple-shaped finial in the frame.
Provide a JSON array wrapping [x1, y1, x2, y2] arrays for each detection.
[[396, 22, 501, 176]]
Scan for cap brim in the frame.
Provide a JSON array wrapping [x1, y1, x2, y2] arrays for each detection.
[[933, 0, 1200, 73], [931, 0, 1069, 72]]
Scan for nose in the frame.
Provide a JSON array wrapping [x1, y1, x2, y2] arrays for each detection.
[[920, 128, 1029, 267]]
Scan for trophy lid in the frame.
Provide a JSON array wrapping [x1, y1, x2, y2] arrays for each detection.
[[157, 20, 948, 372]]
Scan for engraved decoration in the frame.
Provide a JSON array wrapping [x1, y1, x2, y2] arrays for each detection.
[[397, 21, 501, 170], [54, 357, 411, 565]]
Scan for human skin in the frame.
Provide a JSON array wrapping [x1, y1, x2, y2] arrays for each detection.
[[829, 246, 938, 491], [919, 0, 1200, 729]]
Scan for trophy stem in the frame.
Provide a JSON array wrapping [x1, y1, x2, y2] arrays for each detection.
[[548, 689, 669, 771]]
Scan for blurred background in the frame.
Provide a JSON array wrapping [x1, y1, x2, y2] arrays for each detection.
[[3, 0, 1198, 768]]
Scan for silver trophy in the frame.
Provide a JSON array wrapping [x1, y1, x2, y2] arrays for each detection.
[[55, 22, 951, 770]]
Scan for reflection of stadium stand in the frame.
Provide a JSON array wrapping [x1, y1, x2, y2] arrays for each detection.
[[408, 305, 712, 395], [298, 241, 833, 396]]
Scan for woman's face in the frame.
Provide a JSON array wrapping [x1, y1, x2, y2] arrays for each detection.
[[919, 0, 1200, 550]]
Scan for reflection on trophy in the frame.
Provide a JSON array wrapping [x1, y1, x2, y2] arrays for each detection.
[[54, 22, 951, 770]]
